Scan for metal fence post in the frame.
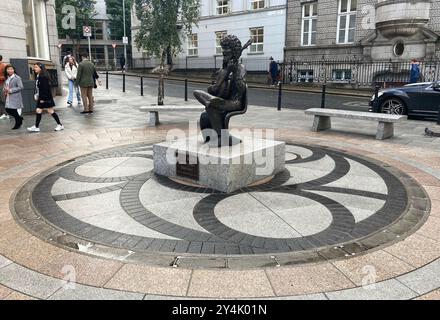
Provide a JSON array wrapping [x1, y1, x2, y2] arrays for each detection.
[[185, 79, 188, 101], [321, 84, 326, 108], [277, 82, 282, 111], [106, 69, 108, 90], [140, 76, 144, 96], [123, 73, 126, 93]]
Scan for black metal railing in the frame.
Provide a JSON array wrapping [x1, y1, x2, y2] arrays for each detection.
[[130, 56, 440, 89], [282, 58, 440, 88]]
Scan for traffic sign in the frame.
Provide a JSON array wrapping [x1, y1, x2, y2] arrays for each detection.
[[123, 37, 128, 44], [83, 26, 92, 37], [112, 43, 117, 49], [57, 43, 62, 49]]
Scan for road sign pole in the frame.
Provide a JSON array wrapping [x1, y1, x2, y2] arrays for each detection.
[[88, 36, 92, 62], [123, 0, 127, 71]]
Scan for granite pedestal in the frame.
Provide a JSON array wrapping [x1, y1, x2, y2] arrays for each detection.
[[153, 135, 286, 193]]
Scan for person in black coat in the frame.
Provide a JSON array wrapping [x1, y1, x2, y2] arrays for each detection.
[[27, 63, 64, 132]]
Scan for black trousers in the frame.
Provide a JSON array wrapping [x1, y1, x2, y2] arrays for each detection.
[[6, 108, 23, 128]]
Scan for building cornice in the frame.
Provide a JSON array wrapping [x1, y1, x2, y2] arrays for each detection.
[[198, 5, 286, 21]]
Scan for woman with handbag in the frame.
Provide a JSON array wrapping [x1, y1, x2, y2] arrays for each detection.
[[27, 63, 64, 132], [3, 64, 24, 129]]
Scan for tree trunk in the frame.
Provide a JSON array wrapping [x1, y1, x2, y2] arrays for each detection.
[[158, 50, 165, 106]]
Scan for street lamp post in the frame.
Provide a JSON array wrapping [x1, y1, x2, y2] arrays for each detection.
[[123, 0, 127, 71]]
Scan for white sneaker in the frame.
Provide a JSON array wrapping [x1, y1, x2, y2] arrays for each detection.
[[54, 124, 64, 131], [0, 114, 9, 120], [27, 125, 40, 132]]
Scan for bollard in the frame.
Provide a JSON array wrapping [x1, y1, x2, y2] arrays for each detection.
[[123, 73, 126, 93], [185, 79, 188, 101], [277, 82, 282, 111], [106, 70, 108, 90], [373, 85, 380, 113], [321, 84, 326, 108], [140, 76, 144, 96]]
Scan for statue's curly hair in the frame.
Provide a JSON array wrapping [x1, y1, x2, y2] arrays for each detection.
[[220, 35, 243, 60]]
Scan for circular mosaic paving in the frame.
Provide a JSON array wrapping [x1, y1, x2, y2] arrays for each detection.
[[13, 142, 430, 268]]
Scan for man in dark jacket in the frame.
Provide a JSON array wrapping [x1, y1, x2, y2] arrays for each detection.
[[119, 55, 126, 72], [76, 53, 96, 114]]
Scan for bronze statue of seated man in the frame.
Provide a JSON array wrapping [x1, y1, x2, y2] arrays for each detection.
[[194, 35, 252, 147]]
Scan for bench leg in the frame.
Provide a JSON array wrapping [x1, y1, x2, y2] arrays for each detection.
[[149, 111, 159, 127], [376, 122, 394, 140], [312, 115, 331, 131]]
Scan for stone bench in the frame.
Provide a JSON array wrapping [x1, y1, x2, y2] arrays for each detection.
[[305, 108, 406, 140], [140, 105, 205, 126]]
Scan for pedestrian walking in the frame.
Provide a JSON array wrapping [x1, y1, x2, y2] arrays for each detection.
[[76, 52, 96, 115], [409, 59, 421, 84], [93, 68, 101, 89], [120, 55, 126, 72], [65, 56, 81, 107], [269, 57, 279, 86], [0, 55, 9, 120], [3, 64, 24, 130], [27, 63, 64, 132]]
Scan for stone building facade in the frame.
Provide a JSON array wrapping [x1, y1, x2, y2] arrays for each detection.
[[0, 0, 62, 99], [131, 0, 286, 72], [285, 0, 440, 62]]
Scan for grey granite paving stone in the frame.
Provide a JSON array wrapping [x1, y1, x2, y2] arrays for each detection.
[[173, 241, 191, 253], [0, 264, 63, 299], [0, 255, 12, 269], [397, 259, 440, 295], [187, 242, 203, 254], [49, 285, 145, 300], [326, 279, 417, 300]]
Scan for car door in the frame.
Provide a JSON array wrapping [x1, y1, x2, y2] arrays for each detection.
[[420, 81, 440, 116]]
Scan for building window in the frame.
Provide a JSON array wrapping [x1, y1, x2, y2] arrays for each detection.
[[298, 70, 314, 83], [215, 31, 227, 55], [216, 0, 230, 15], [301, 2, 317, 46], [188, 34, 198, 57], [332, 69, 352, 81], [93, 21, 104, 40], [22, 0, 50, 60], [251, 0, 265, 10], [393, 42, 405, 56], [250, 27, 264, 53], [337, 0, 357, 44]]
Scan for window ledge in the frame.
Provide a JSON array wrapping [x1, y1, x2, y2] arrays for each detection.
[[247, 52, 264, 55]]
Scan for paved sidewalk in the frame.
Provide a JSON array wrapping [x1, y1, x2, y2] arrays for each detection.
[[0, 84, 439, 300]]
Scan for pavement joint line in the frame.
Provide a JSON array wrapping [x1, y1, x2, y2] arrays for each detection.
[[248, 192, 303, 237], [185, 269, 194, 297], [395, 278, 425, 297]]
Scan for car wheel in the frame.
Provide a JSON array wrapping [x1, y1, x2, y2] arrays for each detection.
[[380, 98, 407, 115]]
